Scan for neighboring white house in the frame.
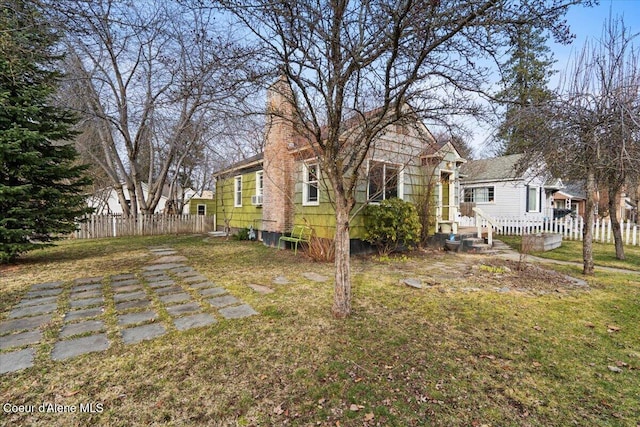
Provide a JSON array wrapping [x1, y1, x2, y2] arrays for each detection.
[[459, 154, 562, 221], [87, 182, 169, 215]]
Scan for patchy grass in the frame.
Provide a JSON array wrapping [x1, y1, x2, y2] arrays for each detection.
[[499, 235, 640, 272], [1, 235, 639, 426]]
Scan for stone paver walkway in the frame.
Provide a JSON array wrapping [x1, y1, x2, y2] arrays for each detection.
[[0, 246, 258, 375]]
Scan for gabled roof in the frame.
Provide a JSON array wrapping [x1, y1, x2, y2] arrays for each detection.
[[460, 154, 524, 182], [214, 152, 264, 177], [562, 181, 587, 200]]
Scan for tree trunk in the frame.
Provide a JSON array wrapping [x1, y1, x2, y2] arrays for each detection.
[[332, 195, 352, 318], [608, 186, 625, 260], [582, 169, 596, 275]]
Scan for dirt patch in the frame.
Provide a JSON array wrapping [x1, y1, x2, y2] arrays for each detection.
[[462, 258, 589, 295]]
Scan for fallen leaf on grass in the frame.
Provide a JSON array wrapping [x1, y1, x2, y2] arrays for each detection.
[[364, 412, 375, 421], [585, 322, 595, 328], [533, 325, 542, 331], [349, 404, 364, 411], [532, 361, 542, 368], [607, 365, 623, 373], [62, 390, 80, 397], [607, 325, 621, 333], [273, 404, 284, 415]]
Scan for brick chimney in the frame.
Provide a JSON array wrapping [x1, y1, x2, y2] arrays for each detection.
[[263, 77, 296, 234]]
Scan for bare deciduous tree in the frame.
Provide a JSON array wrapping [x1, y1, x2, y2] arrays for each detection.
[[50, 0, 258, 215], [517, 15, 639, 273], [219, 0, 586, 317]]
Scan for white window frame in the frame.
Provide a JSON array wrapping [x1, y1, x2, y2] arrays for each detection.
[[367, 160, 404, 203], [302, 163, 320, 206], [463, 186, 495, 204], [197, 204, 206, 215], [255, 171, 264, 197], [527, 185, 540, 212], [234, 175, 242, 207]]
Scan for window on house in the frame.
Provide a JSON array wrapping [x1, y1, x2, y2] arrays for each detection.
[[197, 204, 206, 215], [368, 161, 402, 202], [234, 176, 242, 207], [463, 186, 494, 203], [256, 171, 264, 197], [527, 185, 539, 212], [302, 163, 319, 205]]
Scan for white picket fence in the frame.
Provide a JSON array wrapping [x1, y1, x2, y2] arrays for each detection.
[[74, 214, 215, 239], [459, 216, 639, 246]]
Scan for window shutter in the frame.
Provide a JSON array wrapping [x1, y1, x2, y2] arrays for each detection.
[[539, 188, 543, 214], [526, 185, 530, 212]]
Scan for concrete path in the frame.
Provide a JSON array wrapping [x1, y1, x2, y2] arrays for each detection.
[[0, 247, 257, 375], [492, 241, 640, 276]]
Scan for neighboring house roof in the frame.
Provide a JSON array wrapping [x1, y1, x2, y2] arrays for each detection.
[[460, 154, 524, 182], [562, 181, 587, 200]]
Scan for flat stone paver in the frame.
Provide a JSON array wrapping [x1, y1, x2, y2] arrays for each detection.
[[113, 291, 147, 302], [16, 295, 57, 308], [147, 280, 175, 289], [207, 295, 240, 308], [117, 311, 157, 326], [111, 279, 139, 287], [199, 287, 227, 297], [302, 272, 330, 282], [173, 313, 216, 331], [71, 283, 102, 293], [51, 334, 109, 361], [169, 266, 194, 274], [143, 263, 185, 271], [74, 277, 103, 285], [65, 307, 103, 322], [174, 269, 198, 277], [0, 330, 42, 350], [247, 284, 274, 294], [115, 299, 152, 311], [219, 304, 258, 319], [273, 276, 291, 285], [111, 273, 136, 281], [31, 281, 63, 291], [182, 275, 209, 283], [69, 289, 102, 300], [112, 284, 143, 293], [165, 302, 201, 317], [59, 320, 105, 338], [154, 285, 184, 295], [121, 323, 166, 344], [0, 314, 52, 334], [159, 293, 192, 304], [0, 348, 36, 374], [402, 278, 423, 289], [151, 250, 178, 256], [152, 255, 188, 264], [69, 297, 103, 309], [189, 282, 216, 289], [142, 270, 169, 278], [9, 302, 57, 319], [25, 288, 63, 298]]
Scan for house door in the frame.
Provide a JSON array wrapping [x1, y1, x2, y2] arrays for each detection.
[[440, 172, 451, 221]]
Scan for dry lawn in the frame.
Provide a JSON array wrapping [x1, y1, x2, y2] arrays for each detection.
[[1, 235, 639, 426]]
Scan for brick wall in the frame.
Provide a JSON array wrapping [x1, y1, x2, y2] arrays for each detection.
[[262, 77, 296, 234]]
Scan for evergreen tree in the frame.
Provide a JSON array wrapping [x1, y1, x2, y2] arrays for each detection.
[[495, 25, 556, 155], [0, 0, 92, 263]]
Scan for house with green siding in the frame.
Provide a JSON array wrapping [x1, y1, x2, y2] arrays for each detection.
[[214, 80, 466, 251]]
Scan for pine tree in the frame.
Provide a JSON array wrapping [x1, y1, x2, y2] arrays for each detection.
[[495, 25, 556, 155], [0, 0, 92, 263]]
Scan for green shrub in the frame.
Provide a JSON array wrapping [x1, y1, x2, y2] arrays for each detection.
[[234, 227, 251, 241], [364, 198, 422, 255]]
